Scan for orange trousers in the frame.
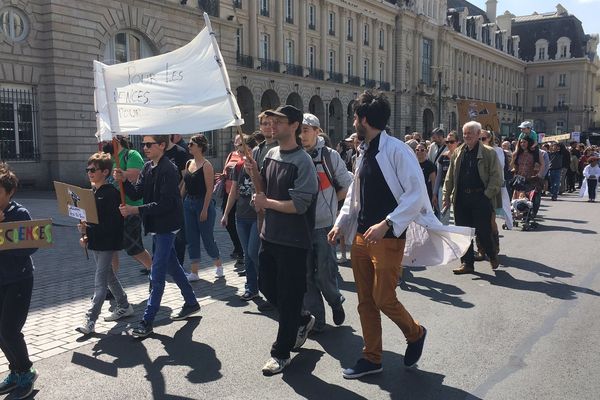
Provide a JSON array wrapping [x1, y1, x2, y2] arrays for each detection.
[[351, 234, 423, 364]]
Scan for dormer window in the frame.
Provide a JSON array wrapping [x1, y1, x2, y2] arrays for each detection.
[[557, 36, 571, 59], [535, 39, 549, 61]]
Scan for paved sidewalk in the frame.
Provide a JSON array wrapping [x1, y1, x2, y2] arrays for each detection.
[[0, 191, 248, 373]]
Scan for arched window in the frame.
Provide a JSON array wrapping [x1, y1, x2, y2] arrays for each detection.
[[534, 39, 548, 61], [103, 31, 155, 64], [556, 36, 571, 59]]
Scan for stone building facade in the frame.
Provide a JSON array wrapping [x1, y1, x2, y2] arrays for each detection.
[[0, 0, 598, 188]]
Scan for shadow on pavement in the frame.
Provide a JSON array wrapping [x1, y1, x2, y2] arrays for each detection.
[[533, 223, 597, 234], [541, 217, 587, 224], [282, 349, 368, 400], [310, 325, 364, 366], [71, 318, 221, 399], [472, 270, 600, 300], [498, 255, 573, 279], [399, 268, 475, 309]]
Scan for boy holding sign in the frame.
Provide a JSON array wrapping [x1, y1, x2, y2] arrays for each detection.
[[76, 152, 134, 335], [0, 163, 38, 399]]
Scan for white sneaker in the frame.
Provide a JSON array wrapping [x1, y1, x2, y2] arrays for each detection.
[[261, 357, 291, 376], [293, 314, 316, 350], [75, 319, 95, 335], [186, 272, 200, 282], [104, 304, 134, 322], [215, 266, 224, 278]]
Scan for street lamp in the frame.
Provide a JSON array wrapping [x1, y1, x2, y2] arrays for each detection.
[[565, 103, 570, 133], [431, 65, 449, 130], [511, 87, 524, 136]]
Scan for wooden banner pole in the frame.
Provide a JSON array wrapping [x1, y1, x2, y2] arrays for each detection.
[[112, 137, 126, 205]]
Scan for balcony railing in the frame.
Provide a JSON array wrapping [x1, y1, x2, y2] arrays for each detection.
[[532, 106, 547, 112], [308, 23, 316, 30], [258, 58, 280, 72], [347, 75, 361, 86], [329, 29, 336, 36], [307, 67, 324, 80], [285, 16, 294, 24], [363, 40, 369, 46], [233, 0, 242, 9], [236, 54, 253, 68], [379, 81, 391, 91], [364, 78, 377, 88], [554, 105, 569, 112], [347, 34, 353, 41], [284, 63, 303, 77], [328, 72, 343, 83], [260, 8, 269, 17]]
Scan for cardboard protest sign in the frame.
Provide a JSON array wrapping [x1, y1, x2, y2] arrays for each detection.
[[94, 13, 243, 140], [54, 181, 98, 224], [0, 219, 53, 250], [542, 133, 571, 143], [457, 100, 500, 133]]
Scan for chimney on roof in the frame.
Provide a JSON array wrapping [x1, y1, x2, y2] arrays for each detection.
[[486, 0, 497, 22]]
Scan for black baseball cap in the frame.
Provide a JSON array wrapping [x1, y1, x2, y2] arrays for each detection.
[[264, 105, 303, 125]]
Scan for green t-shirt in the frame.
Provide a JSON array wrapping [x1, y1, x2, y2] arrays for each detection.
[[518, 129, 538, 143], [113, 149, 145, 206]]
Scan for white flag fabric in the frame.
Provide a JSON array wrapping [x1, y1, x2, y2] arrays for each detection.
[[94, 13, 243, 140]]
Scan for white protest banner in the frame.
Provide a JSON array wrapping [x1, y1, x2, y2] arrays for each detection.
[[94, 13, 243, 140]]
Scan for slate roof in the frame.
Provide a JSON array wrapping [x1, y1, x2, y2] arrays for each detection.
[[447, 0, 490, 23], [511, 14, 589, 61]]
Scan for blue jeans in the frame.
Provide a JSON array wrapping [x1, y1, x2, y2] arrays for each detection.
[[144, 232, 198, 323], [236, 218, 260, 294], [303, 227, 345, 329], [183, 196, 220, 264], [549, 169, 561, 197]]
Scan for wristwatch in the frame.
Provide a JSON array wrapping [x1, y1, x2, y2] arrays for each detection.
[[385, 217, 393, 228]]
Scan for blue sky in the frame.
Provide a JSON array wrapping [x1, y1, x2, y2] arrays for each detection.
[[469, 0, 599, 34]]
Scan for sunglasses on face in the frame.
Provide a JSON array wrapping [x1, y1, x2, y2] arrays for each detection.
[[141, 142, 158, 148], [86, 167, 100, 173], [445, 140, 456, 144]]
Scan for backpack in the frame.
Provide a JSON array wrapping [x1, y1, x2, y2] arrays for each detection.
[[314, 147, 343, 192]]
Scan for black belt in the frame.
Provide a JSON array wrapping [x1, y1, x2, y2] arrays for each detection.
[[462, 187, 484, 194]]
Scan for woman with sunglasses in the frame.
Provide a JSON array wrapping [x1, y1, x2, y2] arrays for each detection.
[[415, 143, 436, 204], [182, 134, 223, 281], [432, 131, 459, 224]]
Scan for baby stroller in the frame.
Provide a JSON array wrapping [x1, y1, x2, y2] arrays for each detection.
[[509, 175, 540, 231]]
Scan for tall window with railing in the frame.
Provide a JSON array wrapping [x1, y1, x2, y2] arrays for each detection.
[[363, 23, 369, 45], [308, 4, 316, 29], [285, 0, 293, 24], [421, 38, 433, 85], [0, 87, 38, 161], [260, 0, 269, 17], [328, 50, 335, 74], [308, 46, 315, 70], [259, 33, 270, 60], [379, 29, 384, 50], [347, 54, 353, 77], [328, 12, 335, 35], [285, 39, 294, 64], [347, 18, 353, 40], [363, 58, 369, 80]]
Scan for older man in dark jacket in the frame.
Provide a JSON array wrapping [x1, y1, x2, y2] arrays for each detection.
[[443, 121, 503, 274]]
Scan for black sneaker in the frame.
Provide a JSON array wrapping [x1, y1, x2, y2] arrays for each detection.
[[332, 305, 345, 326], [9, 368, 38, 400], [342, 358, 383, 379], [257, 301, 275, 312], [170, 303, 201, 321], [0, 371, 18, 395], [404, 326, 427, 367], [293, 314, 315, 351], [132, 320, 153, 338]]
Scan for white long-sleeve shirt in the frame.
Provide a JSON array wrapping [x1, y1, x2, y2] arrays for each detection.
[[335, 131, 473, 267]]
